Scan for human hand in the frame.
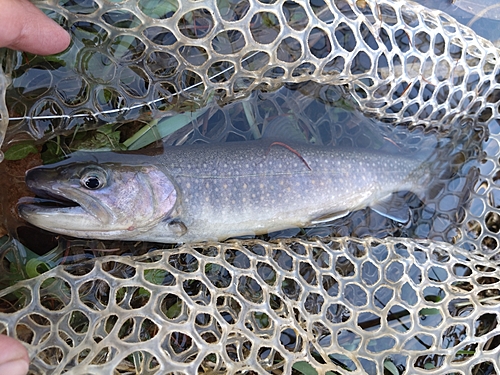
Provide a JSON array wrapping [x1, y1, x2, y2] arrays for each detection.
[[0, 0, 70, 55], [0, 1, 68, 371], [0, 334, 29, 375]]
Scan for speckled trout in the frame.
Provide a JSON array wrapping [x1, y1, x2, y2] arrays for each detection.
[[18, 140, 430, 242]]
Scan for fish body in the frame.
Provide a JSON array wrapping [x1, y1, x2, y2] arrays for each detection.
[[18, 140, 430, 243]]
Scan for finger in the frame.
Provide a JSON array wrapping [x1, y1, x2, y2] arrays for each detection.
[[0, 335, 29, 375], [0, 0, 70, 55]]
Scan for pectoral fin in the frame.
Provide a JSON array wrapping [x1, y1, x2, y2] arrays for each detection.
[[166, 219, 188, 236], [310, 210, 351, 225], [370, 194, 411, 224]]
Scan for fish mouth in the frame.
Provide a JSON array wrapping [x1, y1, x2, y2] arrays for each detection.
[[18, 179, 112, 233], [19, 186, 81, 209], [18, 184, 93, 219]]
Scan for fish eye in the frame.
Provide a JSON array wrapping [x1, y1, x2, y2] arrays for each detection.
[[80, 167, 107, 190]]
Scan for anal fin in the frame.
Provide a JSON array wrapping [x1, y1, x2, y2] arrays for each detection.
[[370, 193, 411, 224], [310, 210, 351, 225]]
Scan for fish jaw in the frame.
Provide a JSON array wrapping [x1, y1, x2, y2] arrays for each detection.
[[17, 159, 177, 239], [18, 202, 111, 237]]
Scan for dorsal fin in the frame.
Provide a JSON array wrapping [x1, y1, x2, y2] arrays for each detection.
[[261, 115, 308, 143]]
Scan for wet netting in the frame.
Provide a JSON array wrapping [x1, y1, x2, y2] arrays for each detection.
[[2, 237, 500, 374], [2, 0, 500, 142], [0, 0, 500, 374]]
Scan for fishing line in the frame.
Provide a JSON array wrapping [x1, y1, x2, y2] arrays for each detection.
[[6, 52, 261, 122]]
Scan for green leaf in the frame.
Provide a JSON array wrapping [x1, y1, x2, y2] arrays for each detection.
[[254, 312, 269, 329], [292, 361, 318, 375], [384, 360, 400, 375], [41, 140, 65, 164], [4, 142, 38, 161], [144, 269, 168, 285], [456, 349, 476, 355], [424, 362, 436, 370], [166, 300, 183, 319], [72, 128, 121, 150], [139, 0, 178, 18], [123, 107, 209, 150], [420, 308, 441, 316]]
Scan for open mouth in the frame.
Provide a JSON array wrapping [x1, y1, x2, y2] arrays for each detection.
[[19, 196, 79, 209], [19, 187, 80, 209], [19, 181, 111, 226]]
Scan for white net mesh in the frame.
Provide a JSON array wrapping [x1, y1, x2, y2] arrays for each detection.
[[2, 0, 500, 141], [0, 0, 500, 374], [1, 237, 499, 374]]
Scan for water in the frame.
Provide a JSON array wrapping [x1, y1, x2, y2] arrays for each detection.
[[0, 0, 495, 263], [415, 0, 500, 43], [0, 81, 482, 257], [0, 1, 499, 374]]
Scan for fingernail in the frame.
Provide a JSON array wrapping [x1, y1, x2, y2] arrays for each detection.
[[0, 359, 29, 375]]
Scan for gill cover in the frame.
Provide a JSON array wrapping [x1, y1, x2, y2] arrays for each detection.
[[18, 159, 177, 239]]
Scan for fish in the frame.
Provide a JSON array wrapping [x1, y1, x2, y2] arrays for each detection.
[[17, 140, 431, 243]]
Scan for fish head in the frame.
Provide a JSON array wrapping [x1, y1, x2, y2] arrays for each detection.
[[18, 158, 177, 239]]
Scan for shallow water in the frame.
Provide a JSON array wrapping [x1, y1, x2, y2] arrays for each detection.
[[0, 0, 496, 257], [415, 0, 500, 43], [0, 81, 484, 261], [0, 1, 500, 374]]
